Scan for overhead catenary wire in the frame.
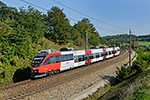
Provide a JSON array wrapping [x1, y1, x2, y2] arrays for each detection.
[[20, 0, 125, 33], [52, 0, 128, 30], [68, 17, 123, 33]]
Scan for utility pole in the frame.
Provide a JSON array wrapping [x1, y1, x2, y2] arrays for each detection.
[[86, 30, 89, 65], [86, 30, 87, 50], [134, 38, 135, 50], [114, 36, 115, 47], [129, 29, 132, 67], [137, 36, 139, 49]]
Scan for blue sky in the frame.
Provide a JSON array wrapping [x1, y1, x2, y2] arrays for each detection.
[[1, 0, 150, 36]]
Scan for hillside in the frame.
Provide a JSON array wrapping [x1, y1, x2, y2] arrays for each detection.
[[0, 1, 108, 86], [83, 66, 150, 100]]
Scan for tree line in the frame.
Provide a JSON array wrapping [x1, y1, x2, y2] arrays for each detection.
[[103, 34, 150, 44]]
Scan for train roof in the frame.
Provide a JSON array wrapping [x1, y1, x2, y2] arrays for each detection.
[[60, 47, 75, 51], [38, 49, 59, 54]]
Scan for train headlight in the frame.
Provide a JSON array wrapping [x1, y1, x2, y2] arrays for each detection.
[[31, 70, 38, 74]]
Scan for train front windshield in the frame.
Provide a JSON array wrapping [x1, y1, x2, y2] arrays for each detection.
[[32, 53, 48, 67]]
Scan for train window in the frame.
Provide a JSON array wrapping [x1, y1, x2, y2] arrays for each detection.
[[101, 52, 105, 57], [105, 52, 107, 56], [64, 55, 69, 61], [50, 56, 56, 64], [96, 53, 99, 58], [56, 56, 61, 63], [68, 54, 73, 60], [89, 54, 93, 59], [61, 55, 66, 62], [42, 57, 50, 66], [109, 51, 112, 55], [112, 51, 115, 54], [84, 55, 88, 60], [64, 55, 68, 61], [113, 50, 117, 54], [101, 53, 103, 57], [78, 55, 84, 61]]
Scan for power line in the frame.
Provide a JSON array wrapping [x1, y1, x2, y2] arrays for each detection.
[[69, 17, 123, 33], [20, 0, 124, 33], [95, 26, 122, 33], [52, 0, 128, 30], [20, 0, 48, 11]]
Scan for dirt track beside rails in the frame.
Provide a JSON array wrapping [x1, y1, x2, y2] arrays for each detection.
[[0, 49, 135, 100]]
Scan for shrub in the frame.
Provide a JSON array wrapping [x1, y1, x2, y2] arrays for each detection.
[[115, 66, 130, 82], [132, 58, 148, 73], [133, 50, 149, 73]]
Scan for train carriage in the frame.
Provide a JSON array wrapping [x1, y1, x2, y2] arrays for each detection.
[[89, 49, 104, 63], [115, 46, 121, 56], [31, 50, 74, 78], [74, 50, 88, 67], [31, 47, 121, 78]]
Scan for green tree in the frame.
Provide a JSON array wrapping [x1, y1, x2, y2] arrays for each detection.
[[133, 49, 150, 72], [99, 37, 108, 45], [0, 1, 18, 21], [74, 21, 90, 40], [45, 6, 72, 44], [131, 41, 137, 49], [74, 18, 101, 46], [88, 33, 100, 46], [115, 41, 121, 47], [108, 39, 114, 46]]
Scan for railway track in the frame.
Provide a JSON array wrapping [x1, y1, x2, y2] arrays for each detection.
[[0, 49, 128, 100]]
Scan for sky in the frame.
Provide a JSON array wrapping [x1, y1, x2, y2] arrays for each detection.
[[1, 0, 150, 36]]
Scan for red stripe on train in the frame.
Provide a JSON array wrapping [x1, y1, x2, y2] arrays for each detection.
[[113, 54, 115, 56], [103, 48, 106, 52]]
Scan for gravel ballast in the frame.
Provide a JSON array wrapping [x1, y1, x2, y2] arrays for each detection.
[[23, 50, 135, 100]]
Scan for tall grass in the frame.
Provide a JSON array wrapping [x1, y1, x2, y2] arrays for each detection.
[[118, 67, 150, 100]]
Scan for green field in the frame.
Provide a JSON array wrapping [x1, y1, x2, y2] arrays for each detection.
[[139, 41, 150, 47]]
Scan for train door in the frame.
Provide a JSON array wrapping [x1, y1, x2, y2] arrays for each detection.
[[74, 55, 78, 67]]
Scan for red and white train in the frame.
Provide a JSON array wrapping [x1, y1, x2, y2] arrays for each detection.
[[31, 47, 121, 78]]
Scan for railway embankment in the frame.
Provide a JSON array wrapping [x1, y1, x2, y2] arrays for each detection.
[[22, 50, 135, 100], [69, 50, 135, 100]]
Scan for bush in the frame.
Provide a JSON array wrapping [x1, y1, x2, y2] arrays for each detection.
[[132, 58, 148, 73], [115, 66, 130, 82], [133, 49, 150, 73]]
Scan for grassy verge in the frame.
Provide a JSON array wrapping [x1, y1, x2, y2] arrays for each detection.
[[82, 67, 150, 100]]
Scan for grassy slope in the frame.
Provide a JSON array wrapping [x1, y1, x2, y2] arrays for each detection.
[[83, 67, 150, 100], [139, 41, 150, 47], [0, 36, 106, 86], [0, 37, 84, 86]]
